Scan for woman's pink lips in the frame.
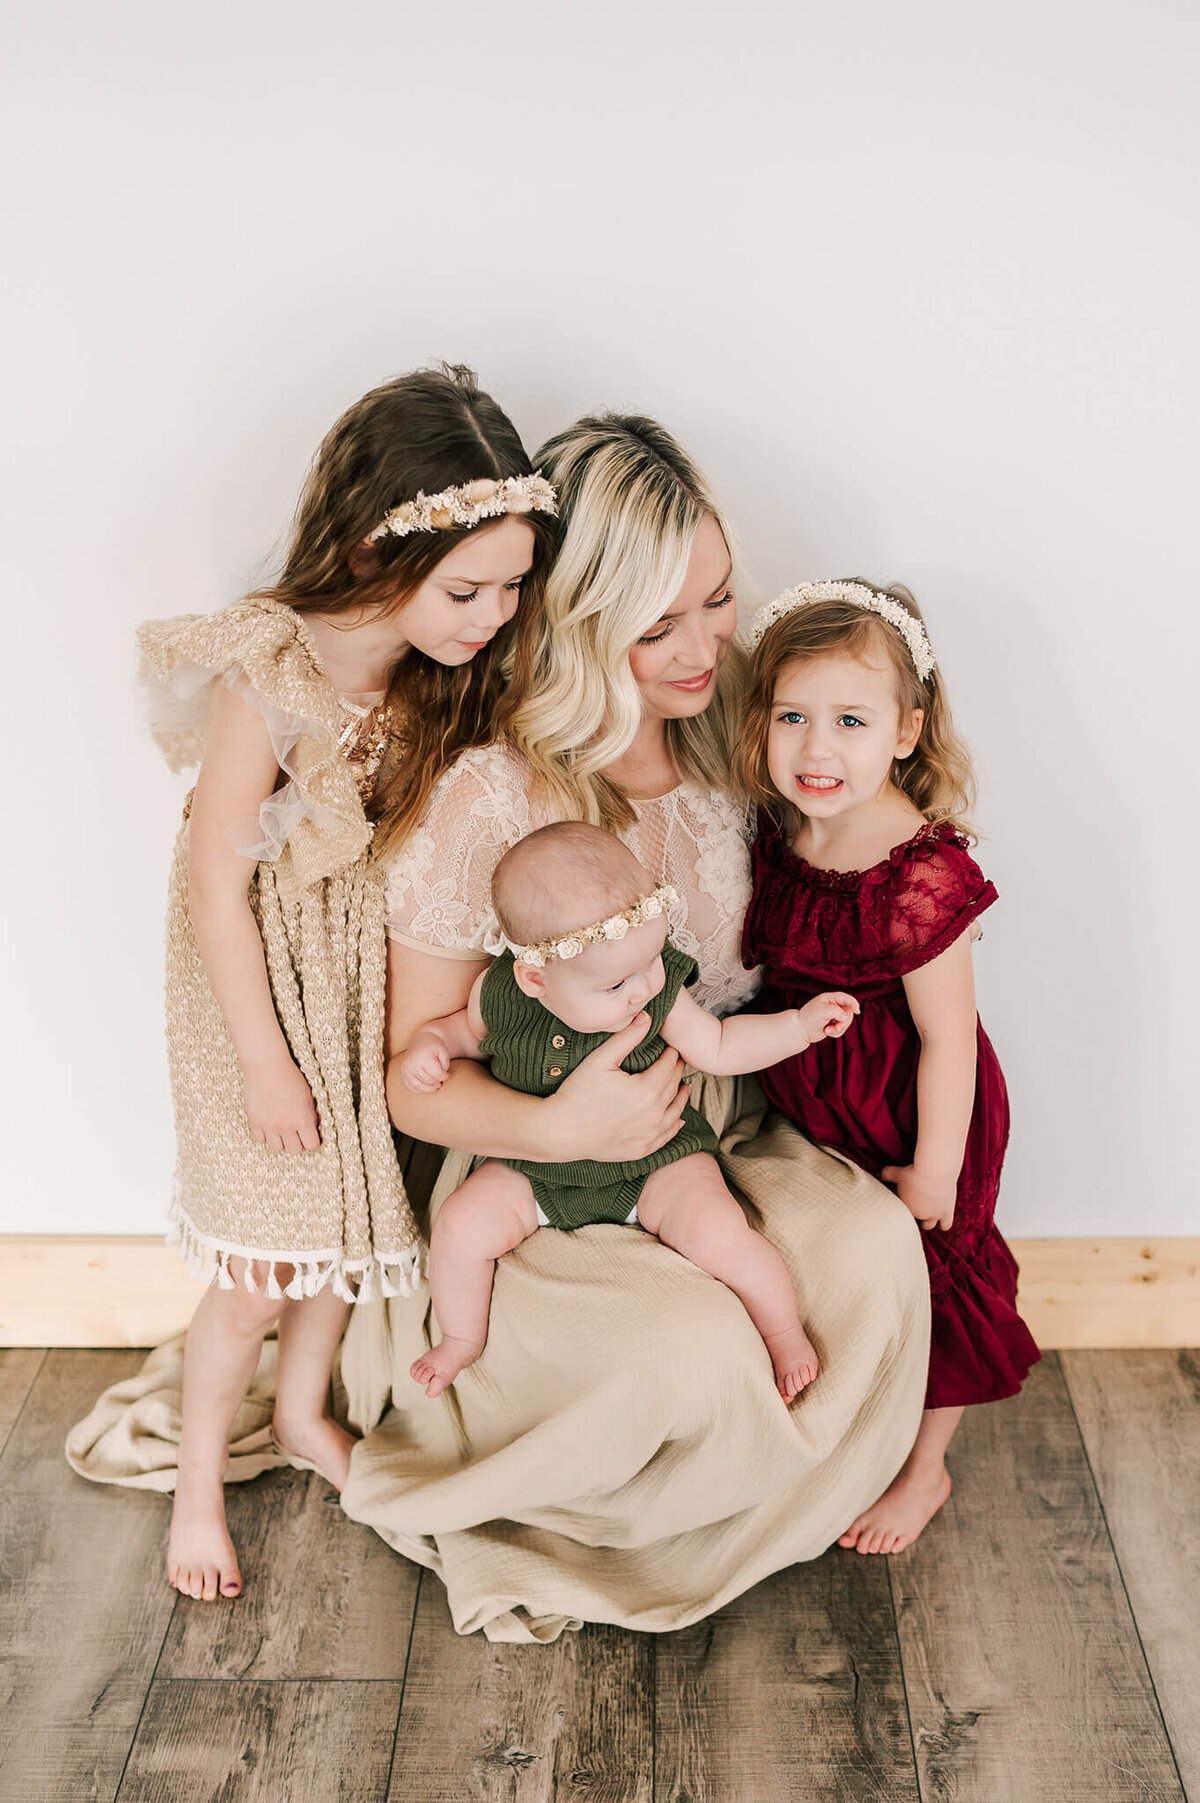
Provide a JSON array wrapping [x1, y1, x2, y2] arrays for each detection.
[[666, 668, 714, 692]]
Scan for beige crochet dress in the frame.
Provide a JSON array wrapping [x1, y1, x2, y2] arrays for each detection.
[[140, 597, 419, 1301]]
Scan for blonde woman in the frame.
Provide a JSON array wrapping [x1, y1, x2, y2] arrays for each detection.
[[336, 415, 931, 1640]]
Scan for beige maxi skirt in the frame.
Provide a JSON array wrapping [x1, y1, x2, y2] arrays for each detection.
[[68, 1075, 929, 1643]]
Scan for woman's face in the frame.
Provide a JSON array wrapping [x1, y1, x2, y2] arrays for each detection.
[[627, 516, 737, 720], [391, 516, 536, 665]]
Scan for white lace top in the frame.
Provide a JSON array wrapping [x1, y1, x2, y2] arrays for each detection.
[[384, 741, 760, 1016]]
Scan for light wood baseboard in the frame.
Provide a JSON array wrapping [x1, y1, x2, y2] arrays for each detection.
[[1, 1234, 1197, 1349]]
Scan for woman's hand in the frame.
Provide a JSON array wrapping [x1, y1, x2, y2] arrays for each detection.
[[243, 1053, 322, 1153], [545, 1013, 691, 1162], [881, 1163, 955, 1232]]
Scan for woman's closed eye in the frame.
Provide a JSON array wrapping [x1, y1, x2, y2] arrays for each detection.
[[636, 592, 733, 645]]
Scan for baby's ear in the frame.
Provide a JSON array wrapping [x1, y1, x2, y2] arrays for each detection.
[[512, 961, 547, 999]]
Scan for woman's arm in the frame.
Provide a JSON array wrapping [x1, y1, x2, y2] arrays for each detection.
[[882, 933, 978, 1230], [384, 940, 691, 1162], [187, 680, 320, 1152]]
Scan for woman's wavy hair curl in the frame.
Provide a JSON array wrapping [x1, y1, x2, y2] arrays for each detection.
[[250, 363, 556, 860], [736, 583, 979, 840]]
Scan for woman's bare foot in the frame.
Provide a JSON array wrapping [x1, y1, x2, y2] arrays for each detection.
[[168, 1469, 242, 1600], [765, 1325, 820, 1402], [838, 1460, 952, 1554], [272, 1413, 358, 1492], [410, 1335, 485, 1399]]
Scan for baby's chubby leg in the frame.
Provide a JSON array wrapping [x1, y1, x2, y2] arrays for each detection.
[[411, 1161, 540, 1399], [637, 1153, 819, 1402]]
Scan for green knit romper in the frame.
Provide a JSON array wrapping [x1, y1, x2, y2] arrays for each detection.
[[479, 944, 720, 1230]]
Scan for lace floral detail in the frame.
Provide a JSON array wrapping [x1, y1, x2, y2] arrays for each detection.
[[385, 742, 760, 1014]]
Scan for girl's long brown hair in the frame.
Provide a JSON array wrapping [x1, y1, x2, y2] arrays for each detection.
[[736, 582, 979, 839], [251, 364, 556, 860]]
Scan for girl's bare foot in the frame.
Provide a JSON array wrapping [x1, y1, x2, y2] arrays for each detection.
[[764, 1325, 820, 1402], [168, 1469, 242, 1600], [410, 1335, 485, 1399], [272, 1414, 358, 1492], [838, 1460, 952, 1554]]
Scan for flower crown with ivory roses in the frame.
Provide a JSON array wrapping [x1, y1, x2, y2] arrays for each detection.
[[364, 473, 557, 544], [750, 580, 937, 682], [508, 884, 679, 968]]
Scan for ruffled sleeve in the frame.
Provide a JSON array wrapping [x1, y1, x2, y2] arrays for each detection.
[[137, 598, 369, 896], [882, 825, 997, 976], [384, 742, 536, 960]]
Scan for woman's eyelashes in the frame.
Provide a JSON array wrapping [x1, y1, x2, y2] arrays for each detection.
[[636, 592, 733, 646]]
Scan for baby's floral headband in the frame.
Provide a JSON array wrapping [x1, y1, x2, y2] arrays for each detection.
[[509, 884, 679, 967], [364, 472, 557, 544], [750, 581, 937, 682]]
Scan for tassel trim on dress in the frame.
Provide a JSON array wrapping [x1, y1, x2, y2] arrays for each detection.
[[168, 1199, 424, 1301]]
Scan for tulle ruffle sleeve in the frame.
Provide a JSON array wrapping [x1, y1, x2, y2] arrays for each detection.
[[137, 598, 370, 897], [883, 826, 997, 976], [384, 742, 537, 960]]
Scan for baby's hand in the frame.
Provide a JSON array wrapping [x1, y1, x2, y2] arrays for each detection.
[[798, 991, 859, 1045], [400, 1030, 451, 1094], [882, 1163, 956, 1232], [243, 1055, 322, 1153]]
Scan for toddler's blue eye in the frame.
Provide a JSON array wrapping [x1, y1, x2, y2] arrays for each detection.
[[776, 711, 805, 726], [838, 714, 866, 728]]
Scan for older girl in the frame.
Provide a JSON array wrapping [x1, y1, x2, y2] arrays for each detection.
[[141, 365, 556, 1601]]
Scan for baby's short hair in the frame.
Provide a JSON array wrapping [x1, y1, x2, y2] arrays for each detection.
[[493, 823, 652, 950]]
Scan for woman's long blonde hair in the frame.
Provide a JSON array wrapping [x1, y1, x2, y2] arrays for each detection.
[[736, 583, 979, 839], [495, 414, 747, 829]]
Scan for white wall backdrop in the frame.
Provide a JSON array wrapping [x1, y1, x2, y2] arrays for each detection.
[[2, 0, 1196, 1237]]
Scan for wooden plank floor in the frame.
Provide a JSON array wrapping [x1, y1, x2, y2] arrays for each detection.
[[0, 1350, 1194, 1803]]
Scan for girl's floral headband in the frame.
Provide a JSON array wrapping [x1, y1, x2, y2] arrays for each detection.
[[750, 581, 937, 682], [364, 472, 557, 544], [509, 884, 679, 967]]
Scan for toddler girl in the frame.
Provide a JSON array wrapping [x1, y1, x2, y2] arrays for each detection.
[[400, 821, 859, 1402], [142, 364, 557, 1602], [738, 579, 1040, 1554]]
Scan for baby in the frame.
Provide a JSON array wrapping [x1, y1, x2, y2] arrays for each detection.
[[400, 822, 859, 1403]]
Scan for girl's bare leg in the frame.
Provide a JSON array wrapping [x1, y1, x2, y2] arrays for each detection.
[[272, 1282, 356, 1491], [838, 1404, 964, 1554], [168, 1261, 287, 1601], [638, 1153, 819, 1402], [411, 1161, 539, 1399]]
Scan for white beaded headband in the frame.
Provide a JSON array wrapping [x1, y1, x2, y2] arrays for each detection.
[[364, 472, 557, 544], [508, 884, 679, 967], [750, 581, 936, 682]]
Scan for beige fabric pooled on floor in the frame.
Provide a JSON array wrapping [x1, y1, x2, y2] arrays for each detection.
[[66, 1081, 929, 1642]]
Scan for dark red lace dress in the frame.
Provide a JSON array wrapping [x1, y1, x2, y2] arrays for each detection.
[[743, 816, 1040, 1411]]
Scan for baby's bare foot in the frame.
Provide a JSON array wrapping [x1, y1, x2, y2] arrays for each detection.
[[168, 1469, 242, 1601], [765, 1325, 820, 1402], [272, 1414, 358, 1492], [410, 1336, 485, 1399], [838, 1461, 952, 1555]]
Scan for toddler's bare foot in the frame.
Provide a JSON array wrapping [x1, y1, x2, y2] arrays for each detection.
[[765, 1325, 820, 1402], [410, 1335, 485, 1399], [168, 1468, 242, 1601], [272, 1413, 358, 1492], [838, 1460, 952, 1555]]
